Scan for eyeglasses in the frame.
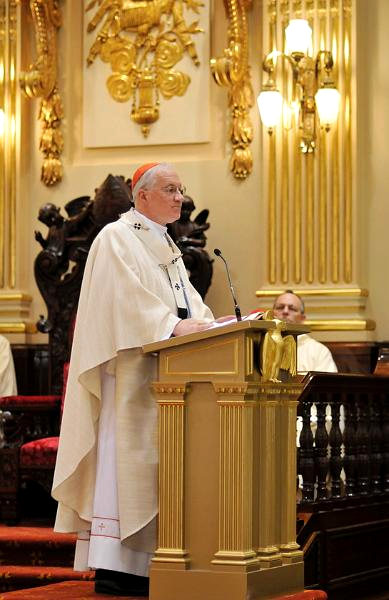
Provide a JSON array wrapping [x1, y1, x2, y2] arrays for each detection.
[[161, 185, 186, 197]]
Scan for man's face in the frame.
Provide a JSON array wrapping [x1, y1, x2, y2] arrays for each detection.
[[137, 169, 184, 225], [273, 293, 305, 324]]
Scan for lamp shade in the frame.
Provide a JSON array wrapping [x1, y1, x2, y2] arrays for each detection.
[[315, 86, 340, 126], [257, 90, 283, 129], [285, 19, 312, 55]]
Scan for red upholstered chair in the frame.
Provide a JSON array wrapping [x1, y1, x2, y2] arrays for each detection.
[[0, 193, 106, 524], [0, 363, 69, 523], [273, 591, 327, 600]]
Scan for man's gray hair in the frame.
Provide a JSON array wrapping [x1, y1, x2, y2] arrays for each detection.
[[132, 163, 174, 201]]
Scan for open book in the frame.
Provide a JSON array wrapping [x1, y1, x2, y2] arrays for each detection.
[[209, 310, 265, 329]]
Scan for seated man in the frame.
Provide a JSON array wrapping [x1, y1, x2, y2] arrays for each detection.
[[0, 334, 17, 396], [273, 290, 337, 374], [273, 291, 340, 495]]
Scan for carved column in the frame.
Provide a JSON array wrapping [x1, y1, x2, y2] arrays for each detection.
[[152, 382, 189, 568], [256, 385, 283, 567], [212, 382, 258, 568]]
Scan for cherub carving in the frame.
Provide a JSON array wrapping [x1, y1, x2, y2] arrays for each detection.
[[260, 310, 297, 382], [168, 195, 208, 248], [92, 173, 133, 226], [167, 195, 213, 299]]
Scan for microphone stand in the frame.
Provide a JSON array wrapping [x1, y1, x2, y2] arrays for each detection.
[[214, 249, 242, 321]]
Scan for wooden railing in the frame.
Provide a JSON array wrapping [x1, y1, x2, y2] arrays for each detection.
[[297, 373, 389, 509]]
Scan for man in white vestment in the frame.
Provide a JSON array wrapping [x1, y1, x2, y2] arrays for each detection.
[[0, 335, 17, 396], [52, 163, 218, 596], [273, 290, 338, 456], [273, 290, 338, 374]]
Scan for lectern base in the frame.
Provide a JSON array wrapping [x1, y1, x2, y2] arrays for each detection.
[[150, 562, 304, 600]]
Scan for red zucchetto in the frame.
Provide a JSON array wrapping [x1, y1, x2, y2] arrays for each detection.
[[131, 163, 160, 190]]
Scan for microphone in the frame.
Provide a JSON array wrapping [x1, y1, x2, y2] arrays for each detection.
[[214, 248, 242, 321]]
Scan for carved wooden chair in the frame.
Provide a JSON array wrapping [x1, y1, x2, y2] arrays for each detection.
[[0, 176, 132, 523], [0, 365, 68, 522], [0, 176, 213, 523]]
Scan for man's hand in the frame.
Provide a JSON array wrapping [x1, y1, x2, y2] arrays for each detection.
[[214, 315, 236, 323], [173, 318, 213, 337]]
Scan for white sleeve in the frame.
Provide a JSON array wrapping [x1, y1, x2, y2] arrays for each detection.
[[0, 336, 17, 396]]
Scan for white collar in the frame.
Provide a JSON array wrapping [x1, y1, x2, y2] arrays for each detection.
[[119, 208, 190, 317], [133, 208, 167, 237], [119, 209, 180, 265]]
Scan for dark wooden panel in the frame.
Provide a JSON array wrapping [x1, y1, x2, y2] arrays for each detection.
[[326, 521, 389, 580], [298, 502, 389, 599], [374, 342, 389, 376], [11, 344, 50, 395], [324, 342, 379, 374]]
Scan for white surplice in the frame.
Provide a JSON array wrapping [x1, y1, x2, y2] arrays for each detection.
[[0, 335, 17, 396], [52, 208, 213, 574], [297, 334, 338, 374]]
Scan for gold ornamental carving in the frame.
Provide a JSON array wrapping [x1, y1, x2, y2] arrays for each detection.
[[210, 0, 253, 180], [260, 310, 296, 382], [85, 0, 204, 138], [19, 0, 64, 186]]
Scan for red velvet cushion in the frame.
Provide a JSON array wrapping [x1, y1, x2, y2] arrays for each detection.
[[20, 437, 59, 468], [13, 363, 70, 469], [274, 592, 327, 600], [0, 395, 61, 408]]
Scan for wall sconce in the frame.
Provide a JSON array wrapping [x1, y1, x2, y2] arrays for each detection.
[[257, 19, 340, 153]]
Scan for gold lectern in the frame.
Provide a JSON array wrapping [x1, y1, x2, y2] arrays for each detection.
[[143, 320, 306, 600]]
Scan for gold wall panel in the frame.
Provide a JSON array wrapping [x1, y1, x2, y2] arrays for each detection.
[[0, 0, 17, 288], [83, 0, 210, 147], [255, 288, 374, 331], [261, 0, 355, 288]]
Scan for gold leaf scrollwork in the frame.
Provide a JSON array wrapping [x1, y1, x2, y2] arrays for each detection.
[[41, 157, 62, 187], [86, 0, 204, 137], [210, 0, 254, 180], [20, 0, 64, 186], [39, 122, 63, 155], [157, 69, 190, 99], [229, 146, 253, 180], [107, 74, 133, 102], [155, 39, 183, 69]]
